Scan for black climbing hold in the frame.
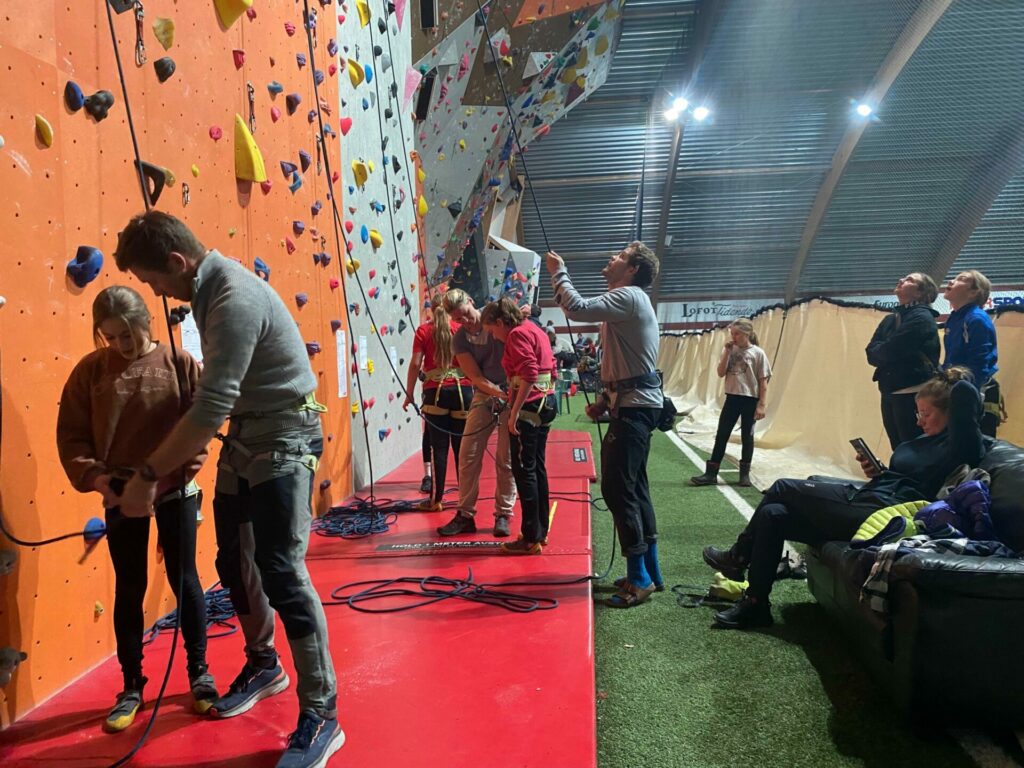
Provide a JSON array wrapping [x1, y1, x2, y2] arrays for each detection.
[[84, 90, 115, 122], [154, 57, 176, 83], [396, 231, 403, 241], [135, 160, 168, 205], [107, 0, 135, 14], [447, 201, 463, 217], [384, 108, 393, 120], [286, 93, 302, 115], [64, 81, 84, 112], [377, 18, 386, 33], [389, 81, 398, 98], [392, 156, 401, 173], [373, 45, 383, 57], [381, 136, 389, 151]]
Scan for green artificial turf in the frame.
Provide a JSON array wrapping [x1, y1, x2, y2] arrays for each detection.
[[551, 395, 976, 768]]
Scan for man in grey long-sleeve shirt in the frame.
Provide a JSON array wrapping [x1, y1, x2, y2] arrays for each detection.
[[548, 241, 664, 608], [109, 211, 344, 768]]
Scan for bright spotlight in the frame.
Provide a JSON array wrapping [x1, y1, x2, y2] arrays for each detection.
[[693, 105, 710, 121], [663, 107, 681, 122], [672, 97, 689, 112], [856, 103, 873, 117]]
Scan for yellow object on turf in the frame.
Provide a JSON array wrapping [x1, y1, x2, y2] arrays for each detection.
[[233, 114, 267, 182]]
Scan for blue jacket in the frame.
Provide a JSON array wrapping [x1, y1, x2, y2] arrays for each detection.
[[943, 305, 998, 387]]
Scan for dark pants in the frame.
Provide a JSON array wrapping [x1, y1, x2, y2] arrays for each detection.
[[982, 380, 1001, 438], [423, 385, 474, 504], [880, 392, 921, 450], [734, 478, 882, 600], [601, 407, 660, 556], [106, 492, 207, 687], [510, 396, 557, 543], [422, 423, 431, 462], [710, 394, 758, 464]]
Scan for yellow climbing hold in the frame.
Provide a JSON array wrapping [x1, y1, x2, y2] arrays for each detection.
[[356, 0, 371, 27], [595, 35, 609, 56], [417, 195, 428, 216], [576, 75, 587, 88], [351, 403, 360, 414], [35, 114, 53, 147], [438, 153, 446, 162], [152, 17, 175, 50], [368, 160, 375, 173], [233, 114, 267, 182], [417, 167, 427, 183], [228, 228, 237, 237], [347, 59, 365, 88], [367, 360, 375, 374], [163, 167, 176, 187], [213, 0, 252, 29], [94, 601, 104, 617], [352, 160, 369, 187], [346, 258, 361, 275], [560, 67, 577, 85], [458, 139, 466, 151], [577, 48, 589, 69], [191, 164, 200, 177], [369, 230, 383, 249]]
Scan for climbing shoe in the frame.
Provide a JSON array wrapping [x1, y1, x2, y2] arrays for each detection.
[[190, 671, 219, 715], [104, 684, 145, 733]]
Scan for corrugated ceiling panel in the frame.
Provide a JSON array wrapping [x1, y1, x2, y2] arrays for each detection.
[[949, 167, 1024, 284]]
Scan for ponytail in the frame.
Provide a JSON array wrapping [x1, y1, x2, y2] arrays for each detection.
[[431, 301, 454, 370]]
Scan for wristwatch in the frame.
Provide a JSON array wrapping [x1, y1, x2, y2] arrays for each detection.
[[138, 462, 159, 483]]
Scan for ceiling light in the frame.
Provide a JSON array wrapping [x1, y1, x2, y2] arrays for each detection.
[[672, 97, 689, 112], [693, 105, 710, 121], [856, 103, 873, 117], [663, 107, 681, 122]]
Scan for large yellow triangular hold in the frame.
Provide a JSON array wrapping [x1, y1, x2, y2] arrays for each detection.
[[347, 59, 365, 88], [356, 0, 371, 27], [576, 48, 589, 69], [595, 35, 609, 56], [417, 194, 428, 217], [234, 114, 267, 182], [559, 67, 577, 85], [352, 159, 369, 187], [213, 0, 253, 29]]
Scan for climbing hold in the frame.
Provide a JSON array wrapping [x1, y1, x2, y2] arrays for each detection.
[[234, 114, 267, 182], [368, 287, 380, 299], [360, 225, 369, 243], [293, 221, 305, 235], [64, 81, 85, 112], [321, 252, 332, 267], [246, 7, 256, 20], [345, 258, 361, 275], [319, 479, 332, 492], [153, 57, 176, 83], [34, 114, 54, 147], [286, 93, 302, 115], [311, 200, 322, 217], [314, 69, 324, 85], [299, 149, 312, 172], [378, 428, 392, 441], [351, 403, 360, 414], [344, 221, 354, 233], [329, 63, 338, 77], [417, 195, 428, 217], [306, 341, 321, 355], [270, 106, 281, 122], [329, 278, 340, 290], [352, 160, 369, 188], [364, 64, 374, 83], [67, 246, 103, 287], [285, 237, 296, 254], [377, 17, 386, 34], [289, 171, 303, 193], [295, 292, 309, 308], [447, 201, 462, 217], [356, 0, 371, 26], [280, 160, 298, 177], [347, 60, 365, 88], [254, 257, 271, 281], [369, 230, 383, 249], [83, 517, 106, 544], [209, 125, 223, 141], [312, 252, 321, 266], [191, 164, 200, 177], [84, 90, 115, 121], [213, 0, 253, 29], [330, 319, 342, 332], [152, 17, 175, 50], [267, 80, 284, 95], [327, 39, 338, 57], [232, 49, 246, 69], [284, 21, 296, 36], [296, 53, 307, 69]]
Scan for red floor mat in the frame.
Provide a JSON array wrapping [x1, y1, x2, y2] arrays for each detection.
[[0, 432, 598, 768]]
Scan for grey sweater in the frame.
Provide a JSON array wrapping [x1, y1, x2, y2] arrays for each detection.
[[186, 250, 317, 428], [551, 268, 662, 410]]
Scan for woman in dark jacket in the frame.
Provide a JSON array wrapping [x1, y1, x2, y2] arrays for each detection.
[[866, 272, 940, 450]]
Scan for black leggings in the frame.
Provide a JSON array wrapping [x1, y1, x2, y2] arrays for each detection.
[[105, 492, 207, 687], [510, 396, 558, 543], [423, 385, 474, 504], [981, 380, 1001, 438], [421, 422, 432, 462], [880, 391, 922, 451], [710, 394, 758, 464]]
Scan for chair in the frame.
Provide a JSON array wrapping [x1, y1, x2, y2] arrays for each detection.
[[554, 369, 574, 414]]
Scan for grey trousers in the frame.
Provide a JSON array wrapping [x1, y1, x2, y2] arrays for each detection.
[[213, 409, 337, 717], [457, 392, 517, 518]]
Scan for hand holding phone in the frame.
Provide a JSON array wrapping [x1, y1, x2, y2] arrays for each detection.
[[850, 438, 885, 476]]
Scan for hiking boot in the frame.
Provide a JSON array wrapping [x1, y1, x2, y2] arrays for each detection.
[[690, 461, 720, 486], [500, 539, 543, 555], [211, 662, 289, 719], [493, 515, 511, 538], [702, 545, 747, 582], [103, 676, 147, 733], [419, 475, 432, 494], [738, 462, 752, 487], [714, 595, 773, 629], [437, 512, 476, 536], [190, 670, 218, 715], [276, 710, 345, 768]]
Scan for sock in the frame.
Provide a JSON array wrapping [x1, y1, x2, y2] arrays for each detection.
[[423, 463, 432, 477], [626, 553, 652, 589], [643, 542, 663, 586]]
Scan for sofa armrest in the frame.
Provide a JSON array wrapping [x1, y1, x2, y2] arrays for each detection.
[[889, 552, 1024, 598]]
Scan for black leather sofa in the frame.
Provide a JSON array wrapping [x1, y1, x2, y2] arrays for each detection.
[[805, 439, 1024, 727]]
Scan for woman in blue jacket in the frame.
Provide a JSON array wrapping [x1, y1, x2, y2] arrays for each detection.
[[943, 270, 1001, 436], [865, 273, 941, 450]]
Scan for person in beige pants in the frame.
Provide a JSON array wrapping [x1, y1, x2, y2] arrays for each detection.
[[436, 289, 517, 537]]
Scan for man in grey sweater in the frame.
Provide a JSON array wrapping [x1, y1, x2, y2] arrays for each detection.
[[548, 241, 664, 608], [109, 211, 342, 768]]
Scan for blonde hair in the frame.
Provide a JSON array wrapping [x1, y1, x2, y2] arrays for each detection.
[[430, 296, 455, 370], [480, 297, 524, 328], [917, 366, 972, 413], [92, 286, 153, 355], [960, 270, 991, 306], [730, 318, 759, 346], [442, 288, 471, 314]]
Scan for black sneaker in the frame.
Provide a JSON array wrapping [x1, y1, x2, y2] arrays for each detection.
[[702, 545, 747, 582], [419, 475, 433, 494], [276, 710, 345, 768], [211, 662, 289, 718], [714, 596, 773, 629], [437, 513, 476, 536], [493, 515, 511, 538]]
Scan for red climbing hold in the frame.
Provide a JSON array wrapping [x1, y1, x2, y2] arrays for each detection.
[[209, 125, 223, 141], [340, 117, 353, 136], [260, 180, 273, 194], [330, 278, 340, 289], [232, 49, 246, 69]]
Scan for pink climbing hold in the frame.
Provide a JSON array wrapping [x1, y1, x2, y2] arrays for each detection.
[[329, 278, 340, 289], [209, 125, 223, 141], [340, 117, 353, 136], [329, 63, 338, 76], [232, 49, 246, 69], [246, 8, 256, 20], [260, 180, 273, 194], [344, 221, 354, 233], [369, 269, 377, 278], [285, 237, 296, 254], [270, 106, 281, 122], [284, 21, 296, 36]]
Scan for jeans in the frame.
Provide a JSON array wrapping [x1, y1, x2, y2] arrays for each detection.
[[213, 408, 337, 717], [458, 392, 516, 518], [710, 394, 758, 464], [422, 384, 474, 504], [880, 391, 921, 450], [601, 407, 660, 556], [510, 396, 557, 543], [106, 491, 207, 687], [736, 478, 883, 600]]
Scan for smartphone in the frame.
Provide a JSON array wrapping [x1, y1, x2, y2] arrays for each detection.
[[850, 438, 885, 474]]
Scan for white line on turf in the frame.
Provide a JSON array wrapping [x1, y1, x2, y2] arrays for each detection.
[[665, 430, 755, 520]]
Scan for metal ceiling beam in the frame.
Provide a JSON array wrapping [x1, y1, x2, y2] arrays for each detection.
[[926, 120, 1024, 282], [783, 0, 953, 303]]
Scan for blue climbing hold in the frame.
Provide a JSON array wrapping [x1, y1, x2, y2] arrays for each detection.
[[360, 225, 369, 243], [320, 252, 331, 267], [83, 517, 107, 543], [313, 252, 321, 265], [295, 292, 309, 308], [347, 185, 355, 194], [364, 64, 374, 83], [307, 109, 317, 124], [64, 81, 85, 112], [314, 69, 325, 85], [67, 246, 103, 288], [361, 98, 369, 111], [327, 39, 338, 57], [305, 341, 321, 355], [289, 171, 303, 193], [254, 257, 271, 281], [311, 200, 322, 216], [296, 53, 307, 68], [293, 220, 305, 235], [267, 80, 284, 95]]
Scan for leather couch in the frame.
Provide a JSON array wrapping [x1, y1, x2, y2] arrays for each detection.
[[805, 439, 1024, 727]]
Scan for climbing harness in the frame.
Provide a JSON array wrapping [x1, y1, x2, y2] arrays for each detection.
[[508, 373, 554, 427]]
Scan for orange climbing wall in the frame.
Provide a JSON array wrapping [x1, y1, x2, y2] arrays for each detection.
[[0, 2, 354, 724]]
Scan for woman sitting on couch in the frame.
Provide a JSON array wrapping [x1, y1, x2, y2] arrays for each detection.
[[702, 367, 985, 630]]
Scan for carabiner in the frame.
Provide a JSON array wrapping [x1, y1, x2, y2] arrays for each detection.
[[133, 1, 147, 66]]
